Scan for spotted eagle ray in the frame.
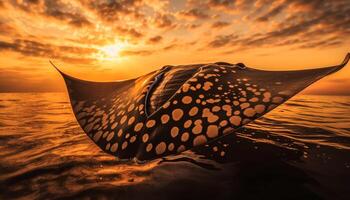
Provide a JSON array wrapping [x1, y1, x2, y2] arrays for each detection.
[[52, 53, 349, 161]]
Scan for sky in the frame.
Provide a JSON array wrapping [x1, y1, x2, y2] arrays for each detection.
[[0, 0, 349, 94]]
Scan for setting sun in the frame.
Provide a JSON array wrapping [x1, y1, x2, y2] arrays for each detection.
[[97, 42, 126, 61]]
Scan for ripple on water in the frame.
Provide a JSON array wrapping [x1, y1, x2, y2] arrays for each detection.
[[0, 93, 349, 200]]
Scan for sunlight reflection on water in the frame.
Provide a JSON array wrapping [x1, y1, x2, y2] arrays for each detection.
[[0, 93, 349, 199]]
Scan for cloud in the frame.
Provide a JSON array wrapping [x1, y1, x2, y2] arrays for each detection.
[[0, 21, 16, 35], [6, 0, 348, 54], [0, 41, 15, 50], [208, 34, 238, 48], [9, 0, 92, 27], [85, 0, 143, 22], [179, 8, 210, 20], [211, 21, 230, 28], [43, 0, 92, 27], [256, 2, 350, 46], [208, 0, 235, 7], [256, 4, 287, 22], [115, 27, 144, 39], [120, 49, 154, 56], [162, 44, 178, 51], [189, 23, 202, 29], [148, 35, 163, 44], [0, 39, 98, 64], [206, 0, 350, 50], [153, 13, 176, 29], [298, 39, 342, 49]]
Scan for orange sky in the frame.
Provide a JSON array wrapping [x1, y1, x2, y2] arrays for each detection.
[[0, 0, 349, 94]]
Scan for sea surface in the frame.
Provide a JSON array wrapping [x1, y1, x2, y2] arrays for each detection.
[[0, 93, 349, 200]]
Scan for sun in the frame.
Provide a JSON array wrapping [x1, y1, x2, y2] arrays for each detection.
[[101, 44, 122, 57], [96, 41, 127, 61]]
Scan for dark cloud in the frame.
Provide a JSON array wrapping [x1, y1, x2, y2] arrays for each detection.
[[208, 0, 235, 7], [298, 39, 342, 49], [86, 0, 142, 22], [208, 34, 238, 48], [257, 1, 350, 45], [0, 41, 15, 50], [9, 0, 91, 27], [182, 23, 202, 29], [9, 0, 40, 11], [291, 0, 326, 10], [207, 0, 350, 50], [58, 45, 97, 55], [148, 36, 163, 44], [256, 4, 287, 22], [153, 13, 176, 29], [0, 39, 98, 64], [180, 8, 210, 20], [116, 27, 143, 38], [11, 39, 57, 57], [211, 21, 230, 28], [162, 44, 177, 51], [43, 0, 92, 27], [189, 23, 201, 29]]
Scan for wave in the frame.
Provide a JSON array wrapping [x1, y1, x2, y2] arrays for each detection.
[[0, 93, 349, 200]]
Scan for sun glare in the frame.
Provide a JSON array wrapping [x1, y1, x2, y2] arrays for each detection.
[[96, 41, 127, 61], [101, 45, 122, 57]]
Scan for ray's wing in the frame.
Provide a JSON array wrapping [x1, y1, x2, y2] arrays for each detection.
[[52, 62, 164, 159], [54, 53, 349, 161], [136, 54, 349, 160]]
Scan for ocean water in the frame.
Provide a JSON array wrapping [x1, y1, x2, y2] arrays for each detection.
[[0, 93, 349, 200]]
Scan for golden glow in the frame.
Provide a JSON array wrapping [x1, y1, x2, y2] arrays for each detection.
[[0, 0, 349, 93], [96, 41, 127, 61]]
